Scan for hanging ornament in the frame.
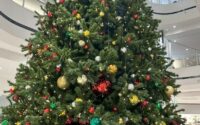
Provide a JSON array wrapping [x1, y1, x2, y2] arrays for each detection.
[[56, 64, 61, 73], [58, 0, 65, 4], [145, 74, 151, 81], [126, 37, 132, 44], [107, 64, 118, 74], [165, 86, 174, 96], [59, 111, 66, 116], [9, 87, 15, 94], [25, 85, 31, 89], [156, 102, 162, 110], [83, 30, 90, 37], [131, 74, 136, 78], [112, 106, 118, 112], [25, 122, 31, 125], [95, 56, 101, 62], [112, 40, 116, 45], [90, 117, 101, 125], [75, 98, 83, 103], [120, 47, 127, 53], [77, 75, 87, 85], [79, 120, 89, 125], [88, 106, 95, 114], [72, 10, 78, 15], [57, 76, 70, 90], [79, 40, 86, 47], [15, 122, 21, 125], [76, 13, 81, 19], [99, 11, 105, 17], [50, 52, 58, 60], [92, 79, 112, 94], [129, 94, 140, 105], [65, 118, 73, 125], [12, 95, 19, 102], [134, 79, 141, 86], [1, 120, 9, 125], [50, 103, 56, 109], [44, 108, 50, 113], [169, 120, 180, 125], [47, 11, 53, 17], [118, 118, 124, 124], [158, 121, 166, 125], [83, 44, 89, 49], [141, 100, 149, 108], [142, 117, 149, 124], [44, 75, 48, 81], [132, 14, 139, 20], [128, 84, 134, 91]]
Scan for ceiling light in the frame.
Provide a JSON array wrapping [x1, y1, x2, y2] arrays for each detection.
[[173, 25, 176, 29], [0, 67, 2, 70], [174, 40, 177, 42], [185, 48, 189, 51]]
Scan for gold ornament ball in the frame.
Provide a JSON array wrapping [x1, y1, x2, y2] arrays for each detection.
[[99, 11, 105, 17], [57, 76, 70, 90], [107, 64, 118, 74], [118, 118, 124, 124], [76, 13, 81, 19], [44, 75, 48, 81], [83, 30, 90, 37], [129, 94, 140, 105], [159, 121, 166, 125], [165, 85, 174, 96]]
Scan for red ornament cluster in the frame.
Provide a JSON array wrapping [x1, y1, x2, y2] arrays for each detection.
[[141, 100, 149, 108], [47, 11, 53, 17], [88, 106, 95, 114], [25, 122, 31, 125], [59, 0, 65, 4], [92, 80, 111, 94], [65, 117, 89, 125]]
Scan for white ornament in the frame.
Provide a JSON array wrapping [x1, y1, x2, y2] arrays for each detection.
[[25, 85, 31, 89], [77, 75, 87, 85], [67, 58, 73, 63], [78, 29, 83, 34], [116, 16, 122, 21], [72, 102, 76, 107], [79, 40, 85, 47], [121, 47, 127, 53], [128, 84, 134, 91], [95, 56, 101, 62], [131, 74, 135, 78], [148, 68, 152, 71], [148, 47, 152, 51], [76, 20, 81, 25]]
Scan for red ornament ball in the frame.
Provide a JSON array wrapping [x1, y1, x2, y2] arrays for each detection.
[[134, 79, 140, 86], [12, 95, 19, 102], [65, 118, 73, 125], [88, 106, 95, 114], [142, 117, 149, 124], [56, 66, 61, 73], [92, 80, 111, 94], [145, 74, 151, 81], [43, 108, 50, 113], [169, 120, 180, 125], [112, 107, 118, 112], [132, 14, 139, 20], [47, 11, 53, 17], [141, 100, 149, 108], [83, 44, 89, 49], [25, 122, 31, 125], [72, 10, 78, 16], [59, 0, 65, 4], [9, 88, 15, 94]]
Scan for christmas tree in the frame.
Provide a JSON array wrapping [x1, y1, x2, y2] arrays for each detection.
[[1, 0, 186, 125]]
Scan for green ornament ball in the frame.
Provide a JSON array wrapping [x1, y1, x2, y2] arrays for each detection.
[[50, 103, 56, 109], [90, 117, 101, 125], [1, 120, 9, 125], [156, 102, 161, 110]]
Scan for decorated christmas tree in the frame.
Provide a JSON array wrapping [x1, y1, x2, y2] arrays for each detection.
[[1, 0, 186, 125]]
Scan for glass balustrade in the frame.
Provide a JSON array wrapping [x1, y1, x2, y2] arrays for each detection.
[[149, 0, 179, 4], [165, 39, 200, 69], [12, 0, 45, 14]]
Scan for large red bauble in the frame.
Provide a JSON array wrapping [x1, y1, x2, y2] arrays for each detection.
[[92, 80, 111, 94], [133, 14, 139, 20], [59, 0, 65, 4], [141, 100, 149, 108], [47, 11, 53, 17], [43, 108, 50, 113], [88, 106, 95, 114], [65, 118, 73, 125], [9, 88, 15, 94], [72, 10, 78, 15], [12, 95, 19, 102], [25, 122, 31, 125], [146, 74, 151, 81]]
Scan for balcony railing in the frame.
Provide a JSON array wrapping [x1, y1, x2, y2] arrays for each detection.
[[149, 0, 180, 4]]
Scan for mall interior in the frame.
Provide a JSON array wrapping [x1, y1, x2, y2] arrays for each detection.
[[0, 0, 200, 124]]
